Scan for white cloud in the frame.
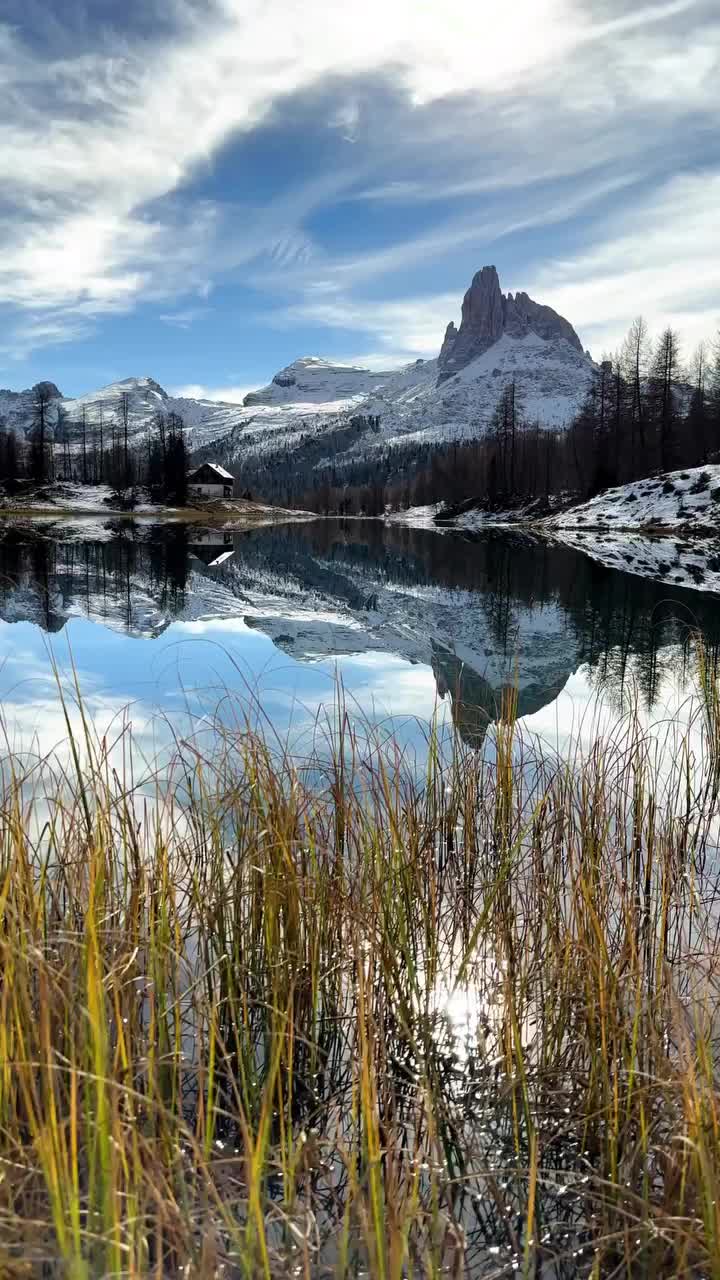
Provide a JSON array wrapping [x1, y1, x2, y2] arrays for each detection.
[[277, 292, 458, 361], [526, 171, 720, 355], [159, 307, 211, 329], [171, 383, 256, 403], [0, 0, 717, 363]]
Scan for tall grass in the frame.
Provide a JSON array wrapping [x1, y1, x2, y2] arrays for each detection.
[[1, 663, 720, 1277]]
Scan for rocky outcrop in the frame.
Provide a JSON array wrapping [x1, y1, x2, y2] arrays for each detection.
[[0, 382, 63, 440], [438, 321, 459, 369], [437, 265, 583, 383]]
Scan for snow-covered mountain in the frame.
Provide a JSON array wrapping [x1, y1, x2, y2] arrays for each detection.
[[196, 266, 596, 483], [360, 330, 594, 444], [243, 356, 394, 408], [437, 264, 585, 381], [0, 375, 253, 454], [0, 266, 596, 488]]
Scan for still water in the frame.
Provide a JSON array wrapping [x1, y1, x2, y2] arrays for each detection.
[[0, 516, 717, 771]]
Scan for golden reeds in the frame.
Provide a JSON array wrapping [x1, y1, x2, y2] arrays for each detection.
[[0, 659, 719, 1276]]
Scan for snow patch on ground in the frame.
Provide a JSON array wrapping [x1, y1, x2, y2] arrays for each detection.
[[385, 505, 443, 530], [387, 494, 573, 532], [549, 466, 720, 531]]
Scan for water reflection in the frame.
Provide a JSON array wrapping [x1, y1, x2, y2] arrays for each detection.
[[1, 517, 718, 1274], [0, 517, 718, 756]]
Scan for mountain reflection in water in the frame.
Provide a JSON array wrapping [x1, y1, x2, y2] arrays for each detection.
[[0, 517, 717, 751]]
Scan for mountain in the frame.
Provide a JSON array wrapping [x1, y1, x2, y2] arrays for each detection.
[[0, 382, 62, 441], [0, 266, 595, 496], [437, 264, 584, 382], [0, 376, 254, 455], [243, 356, 394, 407], [194, 266, 596, 496]]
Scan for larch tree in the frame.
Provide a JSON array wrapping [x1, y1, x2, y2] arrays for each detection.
[[621, 316, 650, 474], [648, 327, 682, 471], [688, 341, 710, 463], [30, 382, 55, 482]]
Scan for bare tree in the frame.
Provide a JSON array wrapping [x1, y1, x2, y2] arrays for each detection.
[[688, 341, 709, 461], [621, 316, 650, 472], [30, 382, 55, 482], [81, 408, 88, 484], [119, 392, 131, 481], [648, 327, 682, 471]]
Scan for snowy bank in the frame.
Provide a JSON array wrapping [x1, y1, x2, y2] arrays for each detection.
[[548, 466, 720, 532]]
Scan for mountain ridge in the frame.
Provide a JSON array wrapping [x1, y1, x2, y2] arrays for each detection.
[[0, 266, 595, 494]]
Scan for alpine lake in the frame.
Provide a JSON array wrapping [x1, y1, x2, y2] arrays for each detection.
[[3, 512, 720, 1278], [0, 514, 717, 765]]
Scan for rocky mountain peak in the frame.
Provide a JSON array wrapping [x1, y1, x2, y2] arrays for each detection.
[[437, 264, 583, 383], [32, 381, 63, 400]]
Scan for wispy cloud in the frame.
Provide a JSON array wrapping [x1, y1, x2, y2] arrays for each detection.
[[275, 292, 459, 362], [0, 0, 718, 371], [171, 383, 255, 403], [526, 171, 720, 354], [159, 306, 211, 330]]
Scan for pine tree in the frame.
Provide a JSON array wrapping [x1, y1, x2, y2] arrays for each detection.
[[648, 328, 682, 471]]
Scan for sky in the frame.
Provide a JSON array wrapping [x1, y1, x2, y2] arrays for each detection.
[[1, 0, 718, 401]]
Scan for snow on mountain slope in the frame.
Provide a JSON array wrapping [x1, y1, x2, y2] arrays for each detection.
[[207, 269, 595, 477], [0, 376, 254, 455], [197, 335, 594, 484], [550, 465, 720, 531], [361, 331, 594, 447], [243, 356, 394, 408], [61, 377, 254, 452], [1, 266, 595, 481]]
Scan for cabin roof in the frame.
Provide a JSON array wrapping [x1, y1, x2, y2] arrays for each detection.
[[188, 462, 234, 482]]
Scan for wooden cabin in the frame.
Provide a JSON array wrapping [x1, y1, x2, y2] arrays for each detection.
[[187, 462, 234, 500]]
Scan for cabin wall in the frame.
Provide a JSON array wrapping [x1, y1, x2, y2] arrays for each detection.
[[188, 482, 232, 499]]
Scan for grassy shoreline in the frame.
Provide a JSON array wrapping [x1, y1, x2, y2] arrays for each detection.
[[2, 676, 720, 1277]]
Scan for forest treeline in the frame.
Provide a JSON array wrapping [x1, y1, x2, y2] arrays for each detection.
[[2, 318, 719, 516], [0, 388, 189, 507], [296, 319, 720, 516]]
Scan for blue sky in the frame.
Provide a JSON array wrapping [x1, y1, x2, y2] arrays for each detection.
[[1, 0, 718, 401]]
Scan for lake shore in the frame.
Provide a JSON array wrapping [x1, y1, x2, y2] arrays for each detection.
[[0, 481, 314, 529], [388, 462, 720, 540]]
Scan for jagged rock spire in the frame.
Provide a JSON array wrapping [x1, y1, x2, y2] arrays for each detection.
[[437, 265, 583, 383]]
